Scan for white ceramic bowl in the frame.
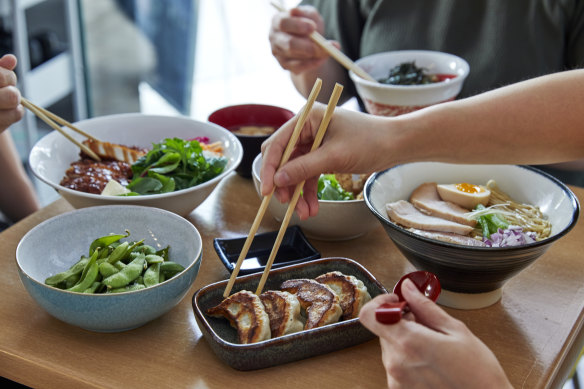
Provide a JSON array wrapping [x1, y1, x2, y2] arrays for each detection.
[[16, 205, 203, 332], [349, 50, 469, 116], [252, 154, 378, 241], [29, 113, 243, 216], [364, 163, 579, 309]]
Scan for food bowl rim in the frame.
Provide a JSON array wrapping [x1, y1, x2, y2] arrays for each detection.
[[363, 163, 580, 251], [349, 49, 470, 90], [15, 204, 203, 296], [29, 113, 244, 201], [251, 153, 366, 205]]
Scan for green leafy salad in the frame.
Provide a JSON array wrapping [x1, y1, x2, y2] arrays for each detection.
[[317, 174, 355, 201], [124, 137, 227, 196]]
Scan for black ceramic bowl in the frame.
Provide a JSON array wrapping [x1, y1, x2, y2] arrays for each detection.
[[208, 104, 294, 177], [364, 162, 579, 309]]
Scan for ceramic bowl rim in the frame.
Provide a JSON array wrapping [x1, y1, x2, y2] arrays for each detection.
[[350, 49, 470, 90], [15, 204, 203, 296], [363, 163, 580, 252]]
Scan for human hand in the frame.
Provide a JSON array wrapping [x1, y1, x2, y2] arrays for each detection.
[[259, 104, 389, 219], [0, 54, 24, 132], [359, 279, 512, 389], [269, 5, 340, 74]]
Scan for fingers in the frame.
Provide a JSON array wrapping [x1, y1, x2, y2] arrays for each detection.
[[400, 278, 456, 334], [0, 54, 17, 72]]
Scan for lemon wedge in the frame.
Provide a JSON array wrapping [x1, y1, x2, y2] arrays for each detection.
[[101, 180, 130, 196]]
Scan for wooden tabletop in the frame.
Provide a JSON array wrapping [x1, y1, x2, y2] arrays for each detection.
[[1, 173, 582, 389]]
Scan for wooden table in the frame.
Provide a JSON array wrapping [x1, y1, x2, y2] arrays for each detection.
[[1, 173, 582, 388]]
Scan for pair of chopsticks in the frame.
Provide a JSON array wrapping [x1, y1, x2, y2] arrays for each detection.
[[20, 97, 102, 161], [270, 1, 377, 83], [223, 79, 343, 297]]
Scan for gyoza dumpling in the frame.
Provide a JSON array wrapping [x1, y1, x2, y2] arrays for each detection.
[[280, 278, 342, 329], [259, 290, 305, 337], [315, 271, 371, 320], [206, 290, 271, 344]]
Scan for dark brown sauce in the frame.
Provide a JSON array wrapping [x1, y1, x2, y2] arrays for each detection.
[[60, 157, 133, 194]]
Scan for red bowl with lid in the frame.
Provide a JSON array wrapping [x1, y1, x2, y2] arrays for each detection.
[[208, 104, 294, 177]]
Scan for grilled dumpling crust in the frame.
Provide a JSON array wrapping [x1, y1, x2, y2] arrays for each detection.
[[206, 290, 271, 344], [259, 290, 305, 337], [280, 279, 343, 329], [315, 271, 372, 320]]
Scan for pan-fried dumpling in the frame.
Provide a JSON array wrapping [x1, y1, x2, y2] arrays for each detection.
[[280, 278, 342, 329], [315, 271, 371, 320], [206, 290, 271, 344], [259, 290, 305, 337]]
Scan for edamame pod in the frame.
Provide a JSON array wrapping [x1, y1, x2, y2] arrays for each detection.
[[45, 256, 89, 286], [145, 254, 164, 264], [107, 283, 146, 293], [160, 261, 185, 278], [98, 262, 120, 278], [102, 255, 146, 289], [67, 252, 99, 293], [143, 263, 160, 287]]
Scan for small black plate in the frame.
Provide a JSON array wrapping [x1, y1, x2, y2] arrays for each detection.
[[213, 225, 321, 275]]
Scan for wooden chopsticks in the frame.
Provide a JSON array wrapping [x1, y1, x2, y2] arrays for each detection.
[[20, 97, 102, 161], [270, 1, 377, 83], [223, 78, 323, 298], [222, 78, 343, 297]]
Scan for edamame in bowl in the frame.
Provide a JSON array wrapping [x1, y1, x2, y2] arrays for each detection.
[[16, 205, 202, 332]]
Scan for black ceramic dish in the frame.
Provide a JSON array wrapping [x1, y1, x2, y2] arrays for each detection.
[[213, 225, 320, 275], [192, 257, 388, 370]]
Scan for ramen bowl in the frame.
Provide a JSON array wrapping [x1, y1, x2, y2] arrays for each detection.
[[350, 50, 469, 116], [208, 104, 294, 178], [364, 163, 579, 309], [16, 205, 203, 332], [29, 113, 243, 216], [252, 154, 378, 241]]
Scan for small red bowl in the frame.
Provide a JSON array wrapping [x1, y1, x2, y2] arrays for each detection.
[[208, 104, 294, 177]]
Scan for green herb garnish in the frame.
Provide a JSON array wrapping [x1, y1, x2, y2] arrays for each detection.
[[317, 174, 355, 201]]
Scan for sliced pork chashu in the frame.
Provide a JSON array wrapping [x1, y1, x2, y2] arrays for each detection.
[[386, 200, 474, 235], [315, 271, 371, 320], [408, 228, 486, 246], [409, 182, 476, 227], [280, 279, 343, 329], [259, 290, 305, 337], [206, 290, 271, 344]]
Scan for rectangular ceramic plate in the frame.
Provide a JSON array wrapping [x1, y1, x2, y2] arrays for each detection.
[[192, 257, 388, 370], [213, 225, 321, 275]]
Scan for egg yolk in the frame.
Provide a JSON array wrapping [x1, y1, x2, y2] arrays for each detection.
[[455, 183, 484, 194]]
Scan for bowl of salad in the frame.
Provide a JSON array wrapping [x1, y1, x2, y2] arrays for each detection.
[[349, 50, 469, 116], [29, 113, 243, 216], [252, 154, 378, 241]]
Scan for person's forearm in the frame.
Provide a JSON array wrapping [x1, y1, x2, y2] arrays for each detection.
[[387, 70, 584, 167], [291, 58, 351, 104], [0, 130, 40, 221]]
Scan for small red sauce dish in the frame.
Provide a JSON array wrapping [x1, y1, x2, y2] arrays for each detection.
[[208, 104, 294, 178]]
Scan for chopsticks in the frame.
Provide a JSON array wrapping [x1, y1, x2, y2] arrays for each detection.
[[223, 78, 323, 298], [255, 82, 343, 295], [270, 1, 377, 83], [20, 97, 102, 161]]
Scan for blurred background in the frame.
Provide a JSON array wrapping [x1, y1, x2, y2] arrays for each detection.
[[1, 0, 318, 206]]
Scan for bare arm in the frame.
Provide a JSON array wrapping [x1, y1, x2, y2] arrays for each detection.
[[260, 69, 584, 219], [0, 130, 40, 221]]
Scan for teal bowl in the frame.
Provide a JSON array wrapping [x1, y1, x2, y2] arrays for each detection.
[[16, 205, 202, 332]]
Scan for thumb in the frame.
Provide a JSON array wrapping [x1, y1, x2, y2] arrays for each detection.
[[0, 54, 17, 71], [401, 278, 453, 333]]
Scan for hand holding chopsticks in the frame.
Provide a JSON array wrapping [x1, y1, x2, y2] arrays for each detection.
[[223, 78, 343, 297], [270, 1, 377, 83], [20, 97, 102, 161]]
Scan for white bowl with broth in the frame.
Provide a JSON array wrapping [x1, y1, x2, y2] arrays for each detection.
[[364, 162, 579, 309], [29, 113, 243, 216]]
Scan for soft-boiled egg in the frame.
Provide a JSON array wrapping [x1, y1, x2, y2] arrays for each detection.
[[436, 183, 491, 210]]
